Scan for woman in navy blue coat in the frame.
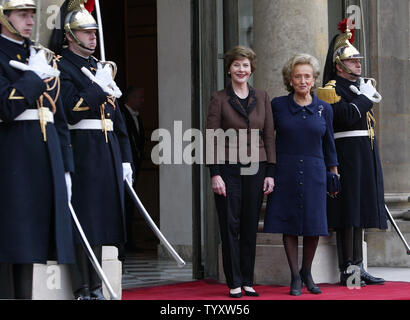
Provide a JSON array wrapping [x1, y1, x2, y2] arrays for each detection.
[[263, 54, 339, 296]]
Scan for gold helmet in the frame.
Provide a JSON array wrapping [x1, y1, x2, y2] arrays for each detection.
[[64, 0, 98, 51], [333, 27, 363, 76], [0, 0, 37, 38]]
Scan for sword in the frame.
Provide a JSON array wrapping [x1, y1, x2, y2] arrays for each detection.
[[35, 0, 41, 46], [68, 202, 120, 300], [94, 0, 105, 61], [385, 204, 410, 255], [125, 179, 186, 268]]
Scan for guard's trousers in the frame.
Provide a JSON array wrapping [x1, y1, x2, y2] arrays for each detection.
[[336, 227, 363, 271], [0, 263, 33, 299], [69, 245, 102, 295], [214, 162, 266, 289]]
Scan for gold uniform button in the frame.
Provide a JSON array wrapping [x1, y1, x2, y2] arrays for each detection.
[[107, 113, 110, 117]]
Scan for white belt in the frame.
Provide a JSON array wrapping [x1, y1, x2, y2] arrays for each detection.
[[68, 119, 113, 131], [334, 130, 369, 140], [0, 108, 54, 123]]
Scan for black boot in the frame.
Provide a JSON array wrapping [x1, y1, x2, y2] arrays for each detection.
[[358, 263, 385, 285], [74, 287, 91, 300], [90, 286, 106, 300]]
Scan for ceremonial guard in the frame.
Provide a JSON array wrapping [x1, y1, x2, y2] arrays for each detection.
[[0, 0, 75, 299], [51, 1, 132, 300], [319, 20, 387, 286]]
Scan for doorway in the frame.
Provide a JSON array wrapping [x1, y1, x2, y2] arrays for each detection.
[[101, 0, 160, 256]]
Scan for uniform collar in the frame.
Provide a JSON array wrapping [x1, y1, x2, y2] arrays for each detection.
[[288, 93, 317, 114], [335, 74, 359, 89], [0, 35, 30, 61], [62, 48, 98, 70], [1, 34, 24, 45]]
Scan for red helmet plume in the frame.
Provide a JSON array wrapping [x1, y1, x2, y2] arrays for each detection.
[[338, 18, 355, 44], [84, 0, 95, 13]]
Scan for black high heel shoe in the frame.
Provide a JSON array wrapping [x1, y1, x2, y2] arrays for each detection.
[[299, 270, 322, 294], [290, 275, 302, 296], [229, 288, 242, 298], [242, 287, 259, 297]]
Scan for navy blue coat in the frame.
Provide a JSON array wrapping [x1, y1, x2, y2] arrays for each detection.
[[58, 49, 132, 246], [263, 94, 338, 236], [0, 36, 75, 264], [326, 76, 387, 229]]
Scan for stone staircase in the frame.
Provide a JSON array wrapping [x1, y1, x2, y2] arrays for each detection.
[[366, 193, 410, 267]]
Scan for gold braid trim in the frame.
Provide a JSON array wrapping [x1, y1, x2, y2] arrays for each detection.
[[366, 111, 376, 149]]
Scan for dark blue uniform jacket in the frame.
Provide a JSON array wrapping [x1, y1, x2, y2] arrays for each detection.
[[0, 36, 75, 264], [58, 48, 132, 246]]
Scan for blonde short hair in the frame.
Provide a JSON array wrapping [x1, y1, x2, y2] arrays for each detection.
[[282, 53, 320, 92], [224, 45, 257, 76]]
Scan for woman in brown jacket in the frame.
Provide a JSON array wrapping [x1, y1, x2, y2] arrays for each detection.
[[206, 46, 276, 298]]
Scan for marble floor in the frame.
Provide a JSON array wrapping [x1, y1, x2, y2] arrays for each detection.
[[121, 251, 193, 289]]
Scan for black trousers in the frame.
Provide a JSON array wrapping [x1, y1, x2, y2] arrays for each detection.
[[214, 162, 266, 289], [0, 263, 33, 299], [336, 227, 363, 271], [69, 245, 102, 295]]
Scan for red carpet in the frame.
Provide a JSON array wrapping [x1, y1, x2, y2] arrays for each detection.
[[122, 279, 410, 300]]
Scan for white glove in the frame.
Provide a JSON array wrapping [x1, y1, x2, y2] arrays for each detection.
[[65, 172, 72, 203], [9, 48, 60, 79], [122, 162, 133, 183], [349, 78, 382, 103], [81, 63, 122, 98]]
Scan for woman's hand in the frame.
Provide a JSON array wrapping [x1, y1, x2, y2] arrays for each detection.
[[212, 175, 226, 197], [263, 177, 275, 195], [328, 166, 340, 197]]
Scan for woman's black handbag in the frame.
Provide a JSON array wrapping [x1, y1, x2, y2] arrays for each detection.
[[327, 172, 341, 194]]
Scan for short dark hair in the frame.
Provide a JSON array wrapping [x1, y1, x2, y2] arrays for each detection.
[[224, 45, 257, 76]]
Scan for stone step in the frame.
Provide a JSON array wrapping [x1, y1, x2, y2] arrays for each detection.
[[385, 193, 410, 219], [366, 219, 410, 267]]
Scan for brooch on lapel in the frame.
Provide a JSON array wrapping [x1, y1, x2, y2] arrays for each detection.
[[318, 105, 324, 117]]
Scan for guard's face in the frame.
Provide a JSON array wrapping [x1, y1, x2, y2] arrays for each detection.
[[74, 29, 97, 51], [229, 58, 252, 86], [291, 64, 315, 96], [343, 58, 362, 76], [4, 9, 35, 38]]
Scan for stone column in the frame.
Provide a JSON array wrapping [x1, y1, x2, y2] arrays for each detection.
[[365, 0, 410, 267], [157, 0, 193, 261], [253, 0, 329, 98], [251, 0, 341, 285]]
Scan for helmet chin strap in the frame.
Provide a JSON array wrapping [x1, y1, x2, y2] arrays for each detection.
[[336, 58, 361, 78], [66, 26, 95, 54]]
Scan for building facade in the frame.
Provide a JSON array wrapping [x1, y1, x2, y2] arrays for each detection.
[[35, 0, 409, 293]]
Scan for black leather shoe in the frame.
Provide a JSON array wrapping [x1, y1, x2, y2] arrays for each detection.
[[299, 270, 321, 294], [90, 287, 106, 300], [290, 275, 302, 296], [74, 287, 91, 300], [360, 268, 385, 285], [242, 287, 259, 297]]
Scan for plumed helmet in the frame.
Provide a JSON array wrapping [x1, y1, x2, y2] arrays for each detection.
[[63, 1, 97, 51], [323, 19, 363, 85], [1, 0, 36, 10], [0, 0, 37, 38]]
